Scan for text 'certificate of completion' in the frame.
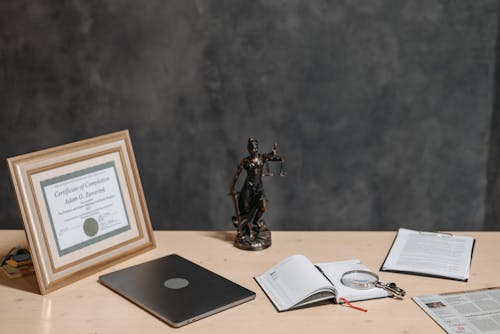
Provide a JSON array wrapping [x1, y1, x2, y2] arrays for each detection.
[[41, 161, 131, 256]]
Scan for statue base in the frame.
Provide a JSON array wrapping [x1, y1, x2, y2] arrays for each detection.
[[234, 229, 271, 251]]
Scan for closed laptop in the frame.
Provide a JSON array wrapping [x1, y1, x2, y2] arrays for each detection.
[[99, 254, 256, 327]]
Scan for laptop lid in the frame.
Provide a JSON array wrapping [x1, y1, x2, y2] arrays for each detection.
[[98, 254, 255, 327]]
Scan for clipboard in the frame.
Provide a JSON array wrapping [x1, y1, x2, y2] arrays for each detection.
[[379, 228, 475, 282]]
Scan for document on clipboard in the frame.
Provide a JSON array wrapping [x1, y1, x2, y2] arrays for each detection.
[[380, 228, 475, 281]]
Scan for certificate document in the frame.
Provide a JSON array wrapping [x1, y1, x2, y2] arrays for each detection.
[[41, 161, 131, 256]]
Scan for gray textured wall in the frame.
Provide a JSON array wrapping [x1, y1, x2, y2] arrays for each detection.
[[1, 1, 498, 231]]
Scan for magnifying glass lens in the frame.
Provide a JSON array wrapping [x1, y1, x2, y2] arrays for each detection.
[[341, 270, 378, 289]]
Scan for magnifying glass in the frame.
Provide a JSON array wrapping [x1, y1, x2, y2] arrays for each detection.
[[340, 270, 406, 298]]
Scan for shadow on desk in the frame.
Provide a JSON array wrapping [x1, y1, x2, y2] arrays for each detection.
[[204, 231, 235, 243], [0, 273, 39, 294]]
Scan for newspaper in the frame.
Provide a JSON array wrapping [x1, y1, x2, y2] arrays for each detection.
[[413, 287, 500, 333]]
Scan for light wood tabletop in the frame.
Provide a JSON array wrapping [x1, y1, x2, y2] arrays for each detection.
[[0, 230, 498, 333]]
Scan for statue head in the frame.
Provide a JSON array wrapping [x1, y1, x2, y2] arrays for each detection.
[[247, 137, 258, 155]]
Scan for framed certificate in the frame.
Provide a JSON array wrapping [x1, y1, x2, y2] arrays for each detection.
[[7, 130, 155, 294]]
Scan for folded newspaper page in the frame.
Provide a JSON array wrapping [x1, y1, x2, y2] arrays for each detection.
[[413, 287, 500, 333]]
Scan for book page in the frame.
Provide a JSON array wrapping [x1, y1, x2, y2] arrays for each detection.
[[255, 254, 335, 311], [316, 260, 389, 303], [382, 228, 474, 280]]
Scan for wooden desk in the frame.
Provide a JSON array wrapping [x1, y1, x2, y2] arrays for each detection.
[[0, 230, 498, 333]]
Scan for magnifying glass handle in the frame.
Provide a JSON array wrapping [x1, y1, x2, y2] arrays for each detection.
[[376, 282, 406, 299]]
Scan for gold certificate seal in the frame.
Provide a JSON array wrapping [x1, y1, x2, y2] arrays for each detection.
[[83, 218, 99, 237]]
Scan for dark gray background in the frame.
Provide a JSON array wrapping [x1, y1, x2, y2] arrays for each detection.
[[1, 0, 499, 231]]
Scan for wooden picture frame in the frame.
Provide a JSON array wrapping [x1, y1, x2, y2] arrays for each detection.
[[7, 130, 155, 294]]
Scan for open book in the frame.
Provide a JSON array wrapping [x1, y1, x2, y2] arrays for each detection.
[[380, 228, 475, 281], [254, 255, 389, 311]]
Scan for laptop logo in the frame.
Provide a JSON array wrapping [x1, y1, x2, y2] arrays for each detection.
[[164, 278, 190, 289]]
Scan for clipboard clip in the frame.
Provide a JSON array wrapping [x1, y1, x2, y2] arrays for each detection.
[[418, 231, 453, 238]]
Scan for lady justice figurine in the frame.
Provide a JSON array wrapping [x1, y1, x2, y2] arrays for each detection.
[[229, 137, 286, 250]]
